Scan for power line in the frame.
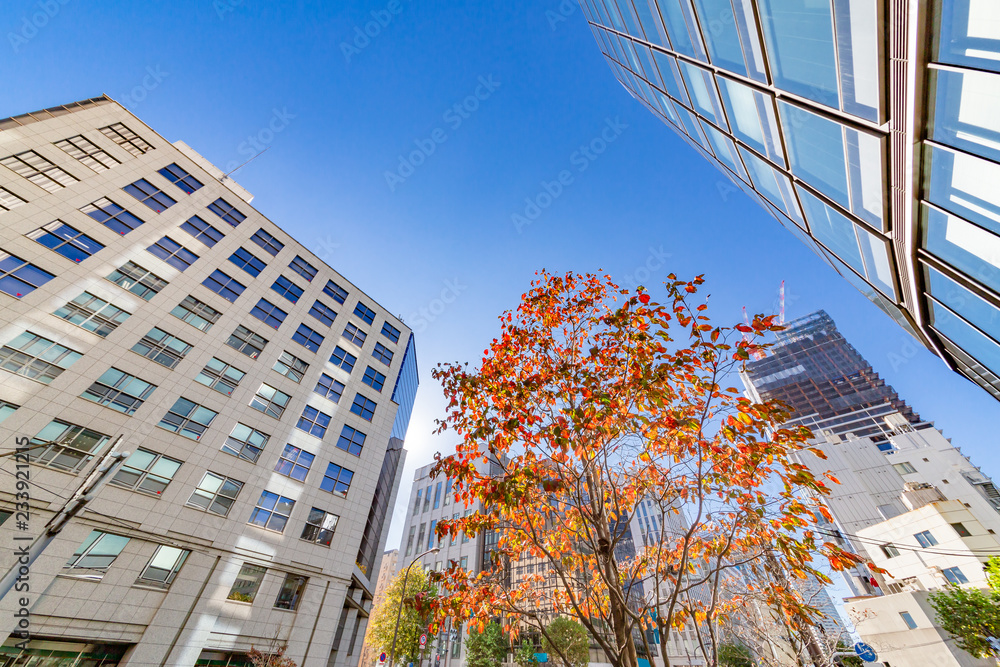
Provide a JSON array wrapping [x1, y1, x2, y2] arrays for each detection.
[[813, 526, 1000, 559]]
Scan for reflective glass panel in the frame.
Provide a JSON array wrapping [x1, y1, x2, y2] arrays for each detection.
[[678, 61, 727, 127], [922, 204, 1000, 295], [928, 295, 1000, 377], [925, 144, 1000, 236], [936, 0, 1000, 73], [931, 68, 1000, 164], [716, 76, 785, 167], [926, 264, 1000, 345], [738, 146, 803, 223], [757, 0, 840, 109]]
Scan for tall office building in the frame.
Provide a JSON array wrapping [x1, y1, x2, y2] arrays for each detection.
[[579, 0, 1000, 401], [0, 96, 418, 667], [741, 310, 929, 447]]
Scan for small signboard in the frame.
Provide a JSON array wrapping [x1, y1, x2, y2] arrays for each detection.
[[854, 641, 878, 663], [419, 634, 427, 648], [379, 653, 387, 664]]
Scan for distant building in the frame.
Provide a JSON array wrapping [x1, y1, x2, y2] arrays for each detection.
[[579, 0, 1000, 401], [357, 549, 399, 667]]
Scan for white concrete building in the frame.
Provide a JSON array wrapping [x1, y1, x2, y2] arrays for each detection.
[[0, 96, 419, 667], [844, 498, 1000, 667]]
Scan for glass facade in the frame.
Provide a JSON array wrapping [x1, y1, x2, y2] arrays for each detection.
[[581, 0, 1000, 400]]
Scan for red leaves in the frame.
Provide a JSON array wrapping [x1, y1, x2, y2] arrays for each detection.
[[639, 293, 650, 304]]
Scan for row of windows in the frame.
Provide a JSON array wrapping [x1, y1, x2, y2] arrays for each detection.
[[413, 476, 455, 514], [403, 510, 473, 557], [62, 529, 310, 612]]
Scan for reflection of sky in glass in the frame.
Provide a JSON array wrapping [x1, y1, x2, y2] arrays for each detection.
[[937, 0, 1000, 73], [756, 0, 839, 108], [927, 145, 1000, 236], [933, 68, 1000, 164], [922, 204, 1000, 295], [927, 264, 1000, 344]]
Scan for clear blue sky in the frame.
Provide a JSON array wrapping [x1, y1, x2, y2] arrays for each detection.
[[5, 0, 998, 550]]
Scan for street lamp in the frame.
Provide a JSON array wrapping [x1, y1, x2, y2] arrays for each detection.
[[389, 546, 440, 667]]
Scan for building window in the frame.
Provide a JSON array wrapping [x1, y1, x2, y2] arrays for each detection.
[[111, 448, 182, 495], [107, 261, 167, 300], [900, 611, 918, 630], [249, 491, 295, 533], [228, 563, 267, 602], [100, 123, 153, 156], [0, 249, 55, 298], [1, 400, 20, 424], [444, 478, 452, 506], [202, 269, 246, 303], [124, 178, 176, 212], [273, 350, 308, 383], [251, 228, 284, 256], [320, 462, 354, 497], [171, 295, 221, 331], [451, 512, 459, 545], [1, 150, 77, 192], [223, 423, 269, 463], [350, 393, 376, 421], [137, 545, 190, 588], [343, 322, 367, 346], [336, 425, 366, 456], [424, 486, 432, 512], [274, 574, 308, 610], [271, 275, 304, 303], [157, 163, 203, 194], [54, 292, 131, 337], [65, 531, 130, 578], [81, 367, 157, 415], [879, 544, 900, 559], [329, 346, 357, 373], [301, 507, 339, 546], [188, 472, 244, 516], [323, 279, 348, 304], [428, 519, 437, 549], [249, 383, 290, 419], [131, 327, 193, 369], [0, 187, 26, 211], [158, 398, 218, 440], [288, 255, 318, 282], [941, 566, 971, 587], [417, 523, 426, 549], [433, 482, 442, 510], [147, 236, 199, 271], [381, 322, 401, 343], [914, 530, 939, 548], [314, 373, 345, 402], [275, 443, 316, 481], [295, 406, 331, 439], [362, 366, 386, 392], [373, 342, 393, 366], [353, 302, 376, 325], [226, 325, 268, 359], [413, 489, 422, 514], [228, 247, 267, 277], [195, 358, 246, 396], [0, 331, 81, 383], [208, 197, 246, 227], [309, 300, 338, 327], [952, 522, 972, 538], [893, 462, 917, 474], [27, 419, 110, 473], [81, 197, 145, 235], [250, 298, 288, 329], [55, 135, 119, 172], [27, 220, 104, 262], [292, 323, 325, 352], [405, 526, 415, 556], [180, 215, 224, 248]]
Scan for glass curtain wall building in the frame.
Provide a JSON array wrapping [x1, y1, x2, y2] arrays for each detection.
[[578, 0, 1000, 401]]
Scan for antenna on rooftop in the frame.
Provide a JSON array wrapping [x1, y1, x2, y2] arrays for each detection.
[[222, 147, 270, 181]]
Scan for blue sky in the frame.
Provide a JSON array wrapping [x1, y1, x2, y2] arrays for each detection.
[[4, 0, 998, 550]]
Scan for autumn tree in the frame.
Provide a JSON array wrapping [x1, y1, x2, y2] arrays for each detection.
[[425, 271, 867, 667], [365, 566, 437, 666], [248, 645, 297, 667]]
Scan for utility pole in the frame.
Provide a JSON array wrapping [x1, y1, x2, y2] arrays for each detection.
[[0, 437, 129, 603]]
